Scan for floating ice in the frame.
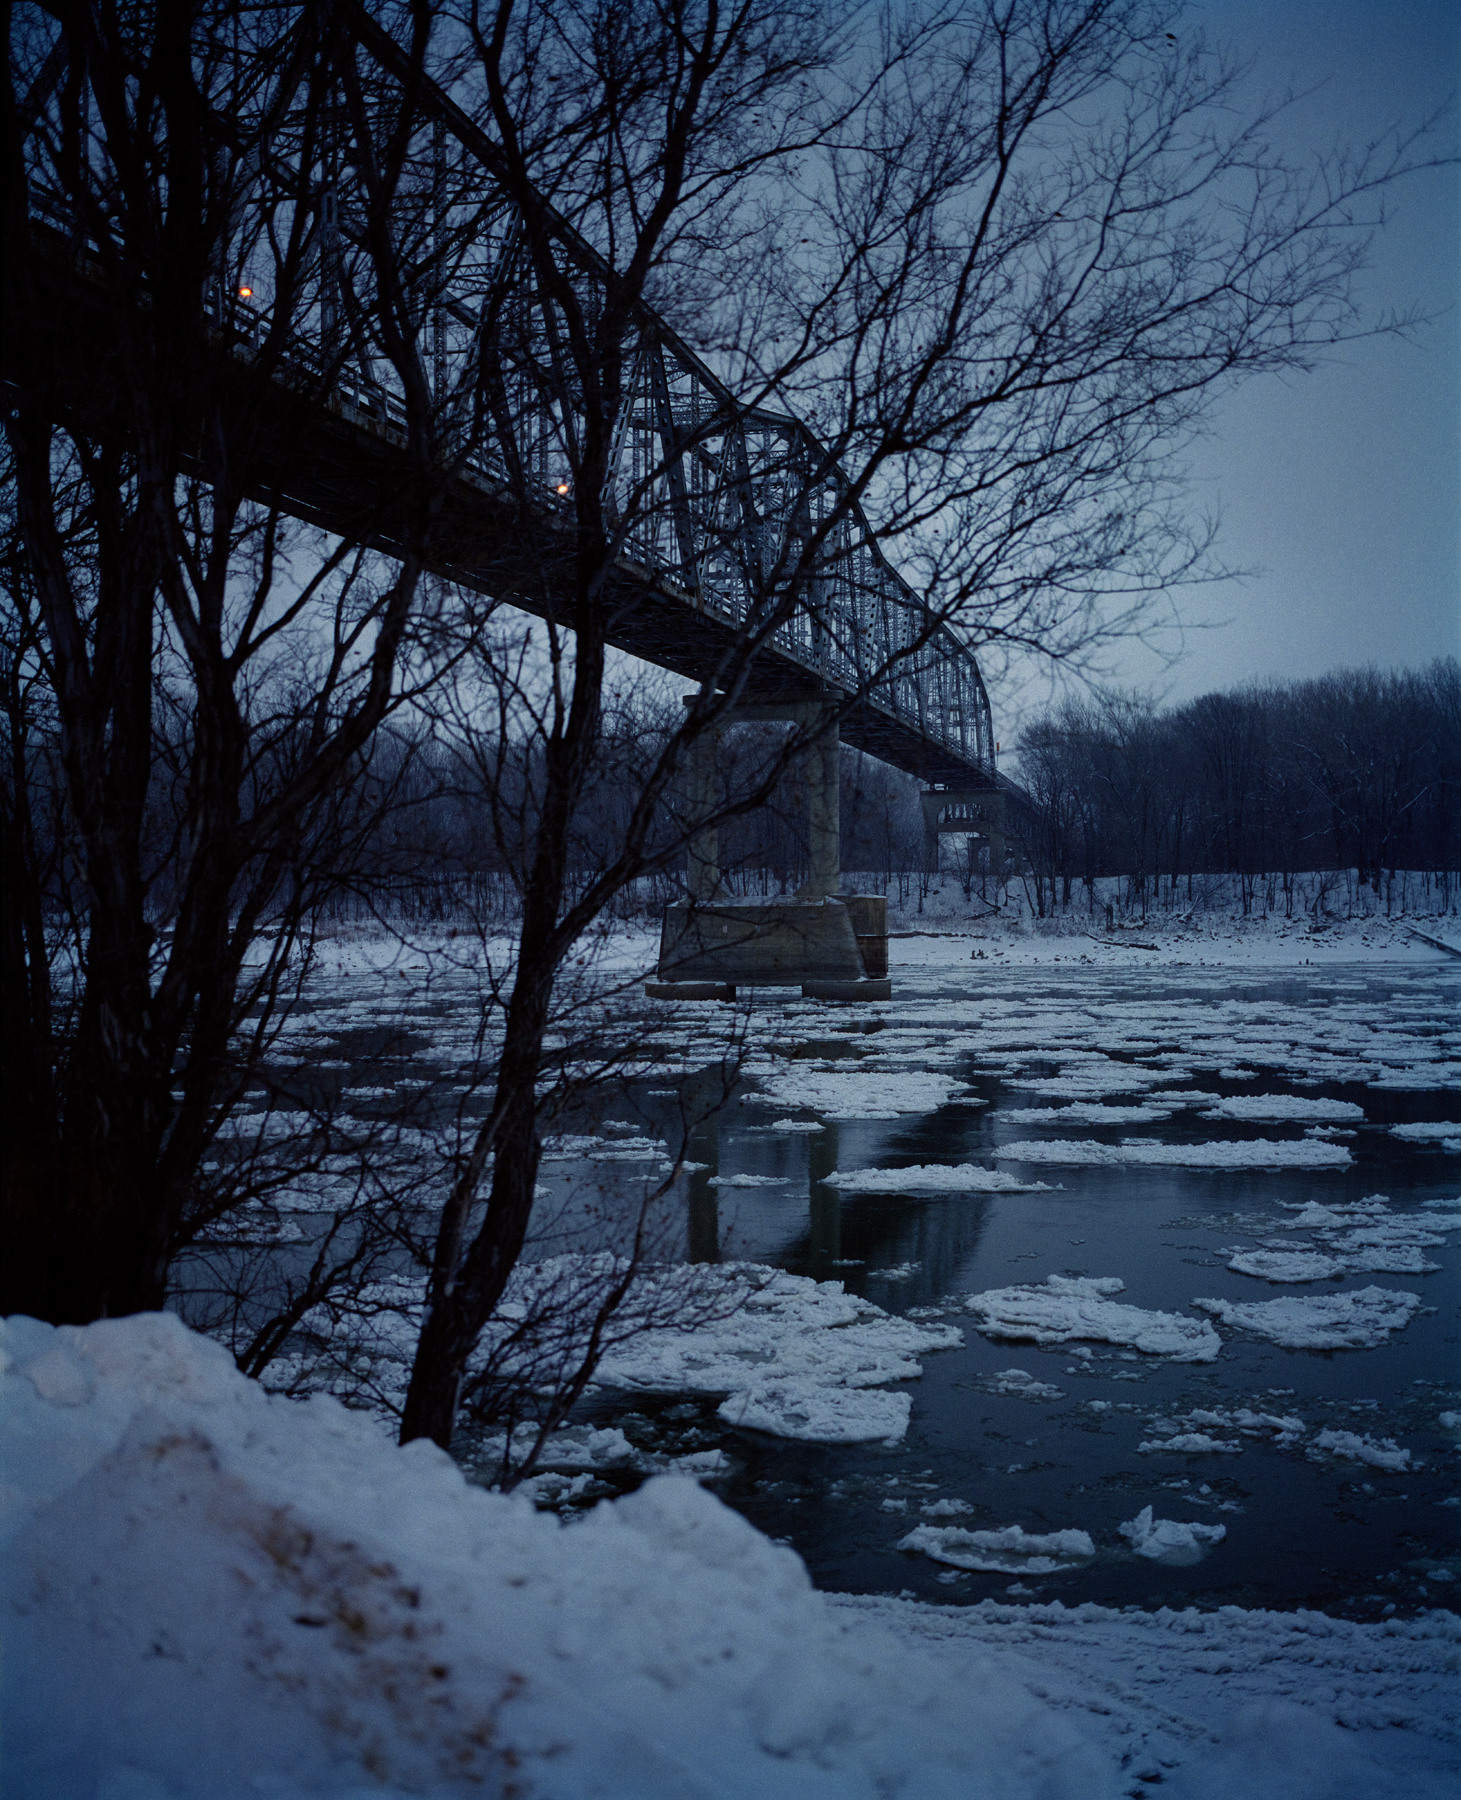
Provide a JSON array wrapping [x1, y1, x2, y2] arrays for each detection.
[[1192, 1286, 1422, 1350], [706, 1174, 793, 1188], [1310, 1429, 1413, 1472], [743, 1069, 973, 1119], [1137, 1432, 1241, 1455], [898, 1522, 1097, 1575], [1227, 1249, 1347, 1283], [1391, 1122, 1461, 1145], [720, 1381, 913, 1444], [1139, 1406, 1304, 1454], [962, 1276, 1222, 1362], [995, 1137, 1352, 1169], [593, 1266, 962, 1444], [1118, 1506, 1227, 1566], [1200, 1095, 1365, 1123], [982, 1368, 1065, 1400], [920, 1498, 975, 1518], [1001, 1102, 1173, 1125], [824, 1164, 1053, 1195]]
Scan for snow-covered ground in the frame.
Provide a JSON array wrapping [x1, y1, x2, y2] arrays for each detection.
[[4, 1312, 1457, 1800], [13, 892, 1455, 1795]]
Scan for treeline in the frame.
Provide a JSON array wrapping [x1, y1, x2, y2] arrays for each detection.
[[1015, 660, 1461, 916]]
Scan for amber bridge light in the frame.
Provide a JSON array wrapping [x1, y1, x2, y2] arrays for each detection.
[[237, 285, 253, 299], [556, 483, 570, 495]]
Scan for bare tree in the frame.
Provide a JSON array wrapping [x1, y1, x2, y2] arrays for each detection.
[[3, 1, 1446, 1445], [0, 0, 489, 1320], [393, 0, 1447, 1447]]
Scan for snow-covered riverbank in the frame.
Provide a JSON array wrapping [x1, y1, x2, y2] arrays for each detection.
[[3, 1311, 1457, 1799]]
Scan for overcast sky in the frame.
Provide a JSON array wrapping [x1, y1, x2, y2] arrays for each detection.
[[997, 0, 1459, 725]]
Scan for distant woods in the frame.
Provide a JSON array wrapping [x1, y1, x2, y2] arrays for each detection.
[[1014, 659, 1461, 918], [241, 656, 1461, 931]]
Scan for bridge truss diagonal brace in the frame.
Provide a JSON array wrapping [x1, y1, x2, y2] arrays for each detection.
[[923, 789, 1008, 877]]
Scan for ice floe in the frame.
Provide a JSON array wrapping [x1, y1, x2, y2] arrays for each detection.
[[1391, 1122, 1461, 1145], [1310, 1428, 1414, 1472], [898, 1522, 1097, 1575], [1139, 1406, 1305, 1454], [1000, 1102, 1174, 1125], [1199, 1095, 1365, 1123], [980, 1368, 1066, 1400], [823, 1164, 1053, 1195], [742, 1069, 973, 1118], [593, 1266, 963, 1443], [1118, 1506, 1227, 1566], [995, 1137, 1353, 1169], [1192, 1285, 1423, 1350], [961, 1276, 1222, 1362], [1259, 1192, 1457, 1275], [1226, 1249, 1348, 1282]]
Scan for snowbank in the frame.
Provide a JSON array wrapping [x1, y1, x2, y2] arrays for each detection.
[[4, 1314, 1457, 1799]]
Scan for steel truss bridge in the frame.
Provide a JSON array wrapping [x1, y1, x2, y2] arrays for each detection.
[[17, 15, 1030, 826]]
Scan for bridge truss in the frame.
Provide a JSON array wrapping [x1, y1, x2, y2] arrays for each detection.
[[18, 11, 1010, 795]]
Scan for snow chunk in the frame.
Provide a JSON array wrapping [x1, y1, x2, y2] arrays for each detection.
[[962, 1275, 1221, 1362], [1311, 1429, 1414, 1472], [899, 1522, 1096, 1575], [1118, 1506, 1227, 1566], [995, 1137, 1352, 1169], [824, 1164, 1053, 1195], [1192, 1285, 1422, 1350]]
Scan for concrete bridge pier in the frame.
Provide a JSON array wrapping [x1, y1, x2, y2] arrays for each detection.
[[650, 696, 890, 1000], [798, 709, 840, 901], [685, 717, 722, 902]]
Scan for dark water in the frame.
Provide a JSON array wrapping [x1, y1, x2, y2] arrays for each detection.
[[219, 950, 1460, 1622], [562, 961, 1461, 1622]]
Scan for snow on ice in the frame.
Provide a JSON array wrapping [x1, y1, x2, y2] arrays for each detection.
[[1118, 1507, 1227, 1566], [741, 1068, 973, 1119], [823, 1163, 1053, 1194], [1192, 1286, 1423, 1350], [1310, 1429, 1415, 1472], [592, 1266, 963, 1442], [961, 1275, 1222, 1361], [897, 1521, 1097, 1576], [995, 1137, 1354, 1170]]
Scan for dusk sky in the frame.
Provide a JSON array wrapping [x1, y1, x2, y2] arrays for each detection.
[[1010, 0, 1460, 718]]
